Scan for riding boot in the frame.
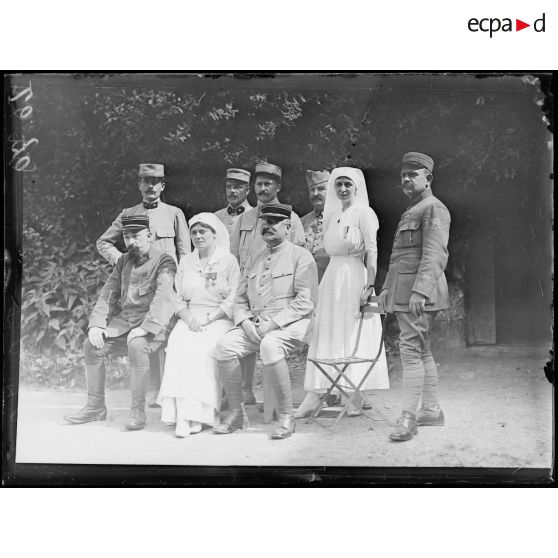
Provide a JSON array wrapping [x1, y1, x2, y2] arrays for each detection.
[[266, 359, 295, 439], [241, 353, 257, 405], [125, 365, 149, 431], [214, 358, 248, 434], [64, 363, 107, 424]]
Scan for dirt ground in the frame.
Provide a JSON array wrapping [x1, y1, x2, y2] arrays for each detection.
[[14, 345, 553, 468]]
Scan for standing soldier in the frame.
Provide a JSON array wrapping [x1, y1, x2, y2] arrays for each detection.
[[300, 169, 330, 283], [96, 163, 190, 406], [379, 152, 451, 442], [214, 168, 253, 235], [229, 162, 306, 405], [97, 163, 190, 265]]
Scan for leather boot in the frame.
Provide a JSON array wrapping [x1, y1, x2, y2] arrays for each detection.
[[125, 365, 149, 431], [64, 363, 107, 424], [214, 404, 249, 434], [417, 405, 445, 426], [215, 359, 246, 434], [125, 406, 147, 431], [241, 353, 257, 405], [64, 403, 107, 424], [389, 411, 418, 442], [271, 413, 296, 440]]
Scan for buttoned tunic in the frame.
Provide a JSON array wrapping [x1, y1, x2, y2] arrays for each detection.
[[229, 202, 306, 271], [216, 240, 318, 365], [89, 246, 177, 342], [214, 200, 253, 235], [301, 209, 329, 282], [97, 202, 190, 265], [381, 189, 451, 312]]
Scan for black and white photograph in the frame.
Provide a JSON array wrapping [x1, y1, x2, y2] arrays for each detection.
[[3, 72, 554, 475]]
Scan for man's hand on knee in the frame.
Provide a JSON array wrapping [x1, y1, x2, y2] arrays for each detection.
[[88, 327, 106, 349], [127, 327, 148, 344], [256, 317, 279, 338], [241, 319, 261, 344]]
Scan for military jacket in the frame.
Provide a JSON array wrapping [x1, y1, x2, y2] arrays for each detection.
[[214, 200, 253, 235], [234, 240, 318, 342], [301, 209, 329, 283], [382, 189, 450, 312], [89, 247, 177, 341], [229, 202, 306, 271], [97, 201, 190, 265]]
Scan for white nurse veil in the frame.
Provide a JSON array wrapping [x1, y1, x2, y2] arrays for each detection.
[[322, 167, 370, 233], [188, 212, 230, 253]]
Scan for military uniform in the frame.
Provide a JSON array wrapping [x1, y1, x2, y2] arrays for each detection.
[[301, 210, 329, 282], [97, 201, 190, 265], [382, 189, 450, 313], [215, 204, 318, 439], [230, 202, 306, 271], [214, 199, 252, 235], [382, 152, 451, 441], [218, 239, 318, 364], [65, 215, 177, 430]]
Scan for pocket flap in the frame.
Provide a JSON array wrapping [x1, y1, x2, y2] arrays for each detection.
[[398, 221, 421, 232], [246, 269, 258, 279], [138, 283, 157, 296], [271, 270, 294, 279], [155, 228, 175, 238], [398, 262, 419, 274]]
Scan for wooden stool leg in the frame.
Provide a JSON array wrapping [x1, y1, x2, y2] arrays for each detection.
[[263, 370, 279, 424]]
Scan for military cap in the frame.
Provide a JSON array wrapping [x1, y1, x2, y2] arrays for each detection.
[[139, 163, 165, 178], [306, 169, 330, 187], [226, 168, 251, 183], [255, 162, 282, 179], [260, 203, 292, 220], [122, 215, 150, 231], [401, 152, 434, 173]]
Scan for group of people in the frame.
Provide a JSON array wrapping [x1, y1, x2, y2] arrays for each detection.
[[64, 152, 451, 443]]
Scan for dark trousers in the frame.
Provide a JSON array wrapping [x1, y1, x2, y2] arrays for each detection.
[[395, 311, 440, 414], [83, 333, 164, 409]]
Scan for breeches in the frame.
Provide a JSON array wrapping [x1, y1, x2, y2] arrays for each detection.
[[395, 311, 440, 413], [84, 333, 163, 368], [216, 325, 303, 365]]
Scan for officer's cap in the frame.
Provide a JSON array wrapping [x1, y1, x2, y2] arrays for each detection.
[[255, 162, 282, 179], [306, 170, 330, 187], [122, 215, 150, 231], [260, 204, 292, 220], [139, 163, 165, 178], [401, 152, 434, 173], [226, 168, 251, 183]]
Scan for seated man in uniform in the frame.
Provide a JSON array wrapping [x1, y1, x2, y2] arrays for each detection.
[[96, 163, 190, 407], [215, 204, 318, 439], [214, 168, 253, 235], [301, 169, 330, 283], [64, 216, 177, 431], [229, 162, 306, 406]]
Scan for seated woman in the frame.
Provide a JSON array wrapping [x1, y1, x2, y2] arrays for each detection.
[[158, 213, 240, 437], [295, 167, 390, 418]]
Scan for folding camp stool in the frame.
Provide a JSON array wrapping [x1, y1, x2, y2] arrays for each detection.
[[306, 295, 394, 431]]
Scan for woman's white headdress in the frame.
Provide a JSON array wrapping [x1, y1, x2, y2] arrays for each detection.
[[322, 167, 370, 232], [188, 212, 230, 253]]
